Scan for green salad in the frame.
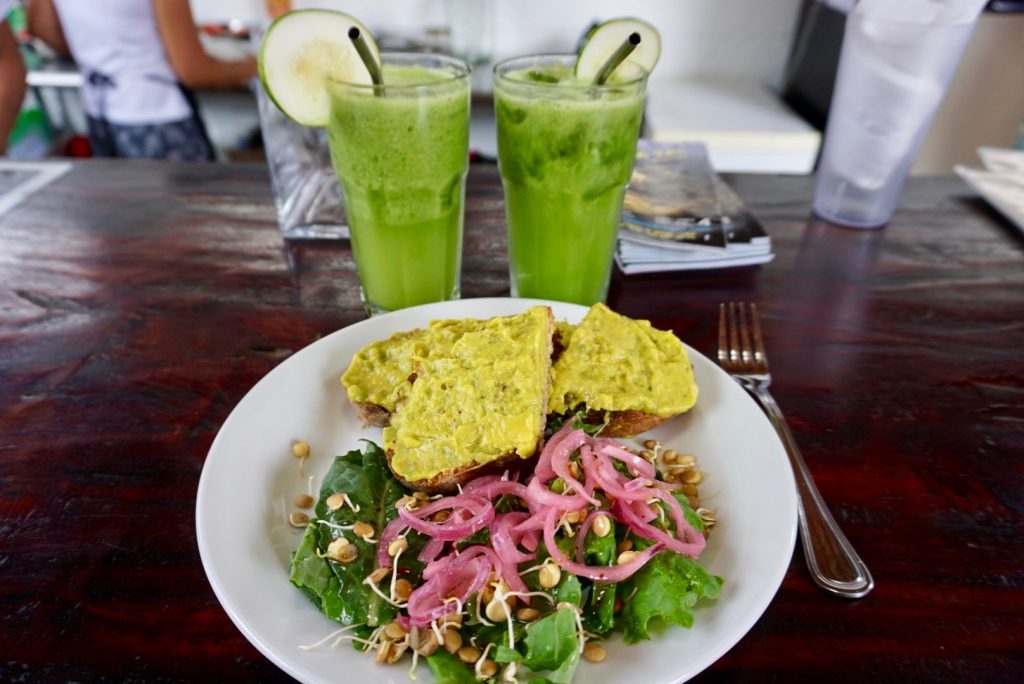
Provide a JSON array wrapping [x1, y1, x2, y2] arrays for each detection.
[[289, 423, 722, 683]]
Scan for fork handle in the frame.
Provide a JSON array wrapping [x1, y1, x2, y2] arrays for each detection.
[[751, 386, 875, 599]]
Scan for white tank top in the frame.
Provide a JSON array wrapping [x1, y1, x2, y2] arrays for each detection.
[[54, 0, 192, 125]]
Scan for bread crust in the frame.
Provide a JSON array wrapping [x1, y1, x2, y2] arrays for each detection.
[[352, 401, 391, 428], [355, 404, 678, 481], [601, 410, 677, 437], [385, 442, 541, 495]]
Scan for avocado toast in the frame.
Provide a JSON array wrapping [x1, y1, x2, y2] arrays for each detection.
[[341, 304, 697, 490], [550, 303, 698, 436], [344, 306, 554, 492]]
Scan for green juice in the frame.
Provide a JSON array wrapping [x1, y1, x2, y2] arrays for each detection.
[[495, 59, 646, 305], [327, 59, 469, 314]]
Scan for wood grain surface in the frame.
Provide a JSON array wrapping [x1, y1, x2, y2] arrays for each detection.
[[1, 160, 1022, 683]]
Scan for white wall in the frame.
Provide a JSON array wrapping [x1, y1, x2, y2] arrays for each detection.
[[912, 12, 1024, 174], [192, 0, 803, 89]]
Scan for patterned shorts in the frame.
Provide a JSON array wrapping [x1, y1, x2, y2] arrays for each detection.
[[87, 116, 214, 161]]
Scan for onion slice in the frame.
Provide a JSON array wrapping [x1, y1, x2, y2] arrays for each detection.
[[543, 508, 660, 583], [574, 509, 607, 564], [398, 494, 494, 542], [377, 518, 408, 568], [377, 422, 708, 624], [599, 441, 656, 479]]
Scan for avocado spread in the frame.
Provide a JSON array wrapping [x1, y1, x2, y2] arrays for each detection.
[[342, 329, 430, 412], [342, 316, 505, 411], [548, 303, 698, 417], [382, 306, 553, 483]]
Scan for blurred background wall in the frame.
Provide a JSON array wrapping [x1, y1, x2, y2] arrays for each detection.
[[193, 0, 804, 90], [11, 0, 1023, 173]]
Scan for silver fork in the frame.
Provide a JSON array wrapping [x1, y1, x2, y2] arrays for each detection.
[[719, 302, 874, 599]]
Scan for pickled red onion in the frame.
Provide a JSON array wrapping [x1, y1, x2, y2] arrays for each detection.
[[491, 511, 535, 565], [574, 509, 607, 564], [613, 495, 705, 558], [397, 494, 494, 541], [534, 425, 588, 482], [377, 517, 408, 568], [418, 536, 446, 564], [599, 441, 657, 480], [542, 508, 661, 583], [388, 421, 707, 626], [406, 554, 490, 626]]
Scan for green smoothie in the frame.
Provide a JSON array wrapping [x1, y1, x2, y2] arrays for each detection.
[[495, 57, 646, 305], [327, 56, 470, 314]]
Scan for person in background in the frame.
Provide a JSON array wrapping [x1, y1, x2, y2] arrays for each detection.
[[27, 0, 257, 161], [0, 0, 27, 155]]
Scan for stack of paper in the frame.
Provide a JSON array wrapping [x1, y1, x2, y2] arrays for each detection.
[[615, 141, 774, 274], [955, 147, 1024, 235]]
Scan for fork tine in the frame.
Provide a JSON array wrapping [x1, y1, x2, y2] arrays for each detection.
[[750, 302, 768, 369], [727, 302, 741, 365], [737, 303, 753, 366], [718, 303, 728, 365]]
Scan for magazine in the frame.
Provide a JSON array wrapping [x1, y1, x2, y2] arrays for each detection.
[[617, 141, 773, 273]]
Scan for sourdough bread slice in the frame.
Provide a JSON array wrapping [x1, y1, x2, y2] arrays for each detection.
[[549, 303, 698, 437]]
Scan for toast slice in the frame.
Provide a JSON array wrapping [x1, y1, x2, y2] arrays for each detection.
[[342, 318, 495, 427], [370, 306, 553, 493], [548, 303, 698, 436], [343, 329, 429, 427]]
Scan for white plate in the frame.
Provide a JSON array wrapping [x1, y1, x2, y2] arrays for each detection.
[[197, 297, 797, 684]]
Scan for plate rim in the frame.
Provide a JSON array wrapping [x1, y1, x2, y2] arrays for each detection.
[[196, 296, 798, 684]]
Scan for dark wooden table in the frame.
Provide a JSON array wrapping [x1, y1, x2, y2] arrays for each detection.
[[2, 161, 1022, 683]]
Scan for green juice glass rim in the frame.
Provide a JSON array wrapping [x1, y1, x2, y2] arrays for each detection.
[[326, 52, 471, 92], [493, 53, 648, 90]]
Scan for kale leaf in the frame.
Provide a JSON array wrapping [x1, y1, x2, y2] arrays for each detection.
[[288, 522, 345, 620], [289, 441, 414, 628], [580, 517, 618, 634]]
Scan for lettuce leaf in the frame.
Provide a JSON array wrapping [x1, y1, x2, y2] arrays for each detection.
[[583, 582, 616, 635], [672, 491, 707, 534], [522, 606, 581, 683], [494, 644, 523, 663], [469, 620, 527, 651], [426, 648, 478, 683], [619, 550, 723, 644]]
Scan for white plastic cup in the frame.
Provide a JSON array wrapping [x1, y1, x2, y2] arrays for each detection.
[[812, 6, 980, 228]]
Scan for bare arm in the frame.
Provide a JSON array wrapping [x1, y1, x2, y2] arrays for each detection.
[[0, 19, 27, 154], [152, 0, 256, 90], [25, 0, 70, 57]]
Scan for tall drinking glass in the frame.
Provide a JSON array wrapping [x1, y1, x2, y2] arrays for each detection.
[[494, 55, 647, 305], [812, 5, 982, 228], [326, 53, 470, 315]]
